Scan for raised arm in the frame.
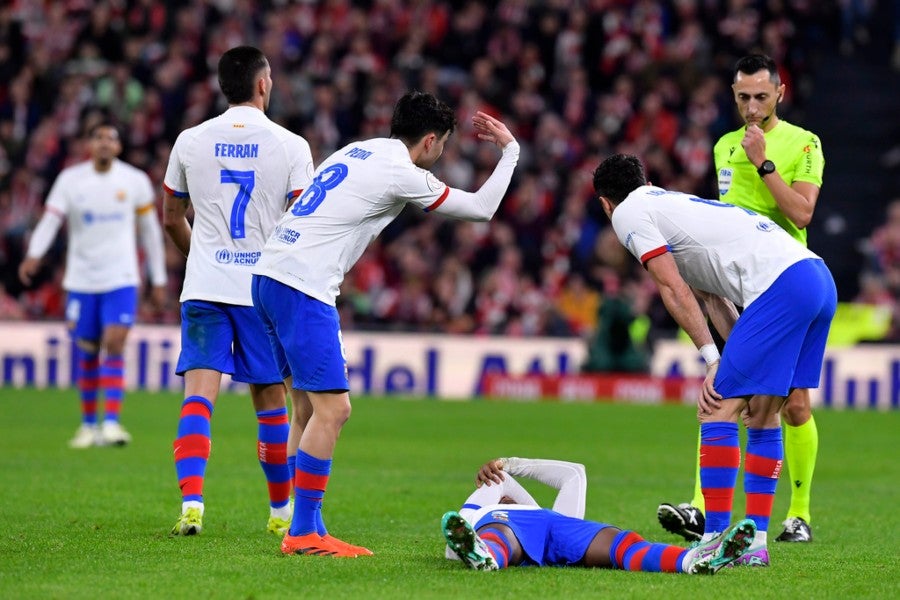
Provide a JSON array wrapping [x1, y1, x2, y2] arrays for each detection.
[[428, 112, 520, 221]]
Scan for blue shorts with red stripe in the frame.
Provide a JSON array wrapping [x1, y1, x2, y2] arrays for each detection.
[[66, 286, 137, 343], [176, 299, 281, 385], [715, 258, 836, 398], [475, 508, 610, 566], [251, 275, 349, 392]]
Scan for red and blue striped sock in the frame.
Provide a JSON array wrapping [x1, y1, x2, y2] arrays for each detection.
[[290, 450, 331, 537], [610, 530, 688, 573], [78, 352, 100, 425], [479, 527, 512, 569], [745, 427, 783, 533], [700, 422, 741, 535], [173, 396, 214, 503], [100, 355, 125, 422], [256, 407, 291, 510]]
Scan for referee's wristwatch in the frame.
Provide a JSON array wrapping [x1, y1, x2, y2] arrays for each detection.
[[757, 159, 776, 178]]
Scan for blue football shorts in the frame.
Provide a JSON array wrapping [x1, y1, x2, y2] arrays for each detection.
[[251, 275, 349, 392], [176, 299, 282, 385], [715, 258, 837, 398], [475, 508, 610, 567], [66, 286, 137, 343]]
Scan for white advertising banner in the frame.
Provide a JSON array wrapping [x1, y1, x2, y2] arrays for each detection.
[[0, 322, 586, 399], [1, 323, 896, 408]]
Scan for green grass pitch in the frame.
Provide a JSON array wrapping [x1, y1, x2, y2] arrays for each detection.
[[1, 388, 897, 599]]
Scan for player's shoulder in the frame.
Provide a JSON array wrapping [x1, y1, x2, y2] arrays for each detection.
[[715, 127, 745, 147], [57, 160, 93, 178], [113, 158, 150, 177], [776, 120, 821, 143]]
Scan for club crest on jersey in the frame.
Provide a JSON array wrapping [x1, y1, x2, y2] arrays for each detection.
[[425, 171, 444, 192], [489, 510, 510, 522], [116, 189, 127, 201], [718, 168, 733, 196]]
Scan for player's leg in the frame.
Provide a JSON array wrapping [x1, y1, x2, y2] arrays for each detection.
[[249, 383, 292, 534], [735, 394, 786, 567], [695, 398, 745, 541], [440, 512, 501, 570], [777, 261, 835, 542], [171, 300, 231, 535], [253, 274, 367, 557], [96, 286, 137, 446], [66, 292, 103, 448], [171, 368, 220, 535], [779, 388, 816, 541], [232, 304, 293, 534]]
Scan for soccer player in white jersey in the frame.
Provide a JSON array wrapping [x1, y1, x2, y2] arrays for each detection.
[[162, 46, 314, 537], [592, 154, 836, 567], [252, 91, 519, 557], [441, 457, 755, 574], [19, 121, 167, 449]]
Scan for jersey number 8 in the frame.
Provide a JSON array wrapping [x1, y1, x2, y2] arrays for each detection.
[[291, 163, 349, 217]]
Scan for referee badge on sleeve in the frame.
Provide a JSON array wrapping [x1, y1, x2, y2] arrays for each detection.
[[718, 168, 733, 196]]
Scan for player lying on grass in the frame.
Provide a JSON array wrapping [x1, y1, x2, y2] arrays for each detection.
[[441, 457, 755, 574]]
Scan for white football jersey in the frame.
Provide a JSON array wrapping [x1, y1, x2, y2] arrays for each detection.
[[164, 105, 314, 305], [611, 185, 820, 307], [256, 137, 494, 306], [44, 159, 156, 293]]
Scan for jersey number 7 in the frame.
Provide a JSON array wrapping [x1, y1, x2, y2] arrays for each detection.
[[220, 169, 255, 239]]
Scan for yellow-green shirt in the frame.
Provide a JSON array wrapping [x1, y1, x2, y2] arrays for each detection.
[[713, 120, 824, 246]]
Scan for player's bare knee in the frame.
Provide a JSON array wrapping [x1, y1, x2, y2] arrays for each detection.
[[781, 400, 811, 426], [75, 338, 100, 355]]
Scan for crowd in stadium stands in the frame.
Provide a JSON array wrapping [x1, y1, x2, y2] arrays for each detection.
[[0, 1, 896, 352]]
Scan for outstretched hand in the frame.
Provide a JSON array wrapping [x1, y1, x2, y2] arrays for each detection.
[[475, 458, 506, 487], [472, 111, 515, 149]]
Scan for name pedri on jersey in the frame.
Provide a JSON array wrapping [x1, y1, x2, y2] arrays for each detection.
[[611, 186, 820, 308], [45, 159, 155, 293], [255, 138, 453, 306], [164, 105, 313, 305]]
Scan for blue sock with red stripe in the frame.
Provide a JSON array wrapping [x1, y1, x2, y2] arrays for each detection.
[[290, 450, 331, 537], [699, 422, 741, 535], [609, 530, 689, 572], [478, 527, 512, 569], [256, 407, 291, 510], [173, 396, 214, 503], [100, 355, 125, 422], [77, 351, 100, 425], [744, 427, 783, 533]]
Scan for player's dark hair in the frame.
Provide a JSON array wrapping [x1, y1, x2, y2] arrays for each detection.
[[734, 54, 780, 86], [592, 154, 646, 205], [218, 46, 269, 105], [88, 119, 120, 140], [390, 91, 457, 145]]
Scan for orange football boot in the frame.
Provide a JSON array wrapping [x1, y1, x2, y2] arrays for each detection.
[[281, 532, 357, 557], [323, 534, 374, 556]]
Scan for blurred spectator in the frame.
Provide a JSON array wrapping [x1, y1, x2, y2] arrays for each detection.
[[858, 199, 900, 341], [0, 0, 867, 351]]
